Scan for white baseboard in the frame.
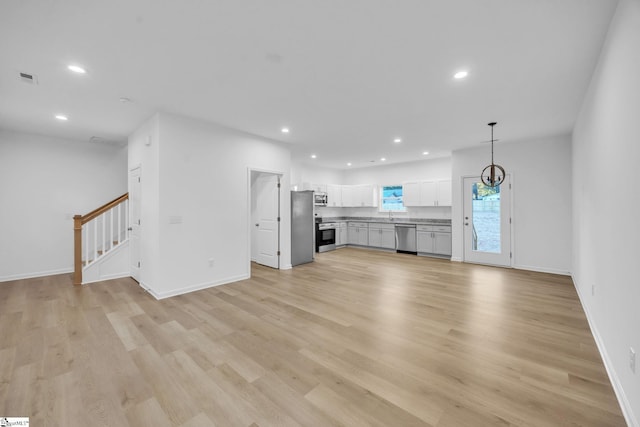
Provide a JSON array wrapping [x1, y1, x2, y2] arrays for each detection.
[[280, 264, 293, 270], [453, 259, 570, 275], [573, 275, 638, 427], [513, 263, 571, 276], [143, 273, 251, 300], [136, 279, 155, 297], [0, 267, 73, 283]]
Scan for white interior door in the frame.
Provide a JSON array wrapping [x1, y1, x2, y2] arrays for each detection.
[[129, 167, 141, 281], [254, 173, 280, 268], [463, 176, 512, 267]]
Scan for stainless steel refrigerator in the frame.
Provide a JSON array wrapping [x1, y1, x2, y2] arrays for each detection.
[[291, 191, 314, 266]]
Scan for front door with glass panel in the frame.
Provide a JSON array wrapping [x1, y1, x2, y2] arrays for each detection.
[[463, 176, 511, 267]]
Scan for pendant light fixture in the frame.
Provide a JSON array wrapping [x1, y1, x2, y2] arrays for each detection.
[[481, 122, 505, 187]]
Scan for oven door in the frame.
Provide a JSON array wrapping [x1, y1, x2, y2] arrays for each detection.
[[316, 226, 336, 252]]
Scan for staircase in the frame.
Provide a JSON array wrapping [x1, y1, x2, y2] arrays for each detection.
[[74, 193, 130, 285]]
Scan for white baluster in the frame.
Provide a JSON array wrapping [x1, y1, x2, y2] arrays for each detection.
[[110, 207, 114, 250], [84, 224, 88, 267], [93, 218, 98, 261], [102, 212, 106, 256], [117, 203, 122, 244]]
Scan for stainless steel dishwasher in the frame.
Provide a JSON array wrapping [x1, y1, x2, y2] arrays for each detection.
[[395, 224, 417, 254]]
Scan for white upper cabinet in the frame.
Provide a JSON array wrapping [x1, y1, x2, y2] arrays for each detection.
[[419, 181, 437, 206], [339, 184, 377, 207], [403, 179, 451, 207], [341, 185, 354, 207], [326, 184, 342, 207], [436, 179, 452, 206], [402, 181, 420, 206], [355, 184, 377, 207]]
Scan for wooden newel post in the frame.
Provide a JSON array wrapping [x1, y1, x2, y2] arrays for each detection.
[[73, 215, 83, 286]]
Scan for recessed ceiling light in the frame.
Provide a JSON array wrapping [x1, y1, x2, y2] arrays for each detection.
[[68, 65, 86, 74], [310, 154, 317, 159], [55, 114, 68, 121], [347, 162, 352, 166], [380, 157, 386, 162], [422, 151, 429, 155], [393, 138, 402, 144], [454, 70, 468, 79], [281, 127, 290, 134]]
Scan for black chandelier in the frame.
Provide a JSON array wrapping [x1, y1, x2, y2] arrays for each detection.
[[481, 122, 505, 187]]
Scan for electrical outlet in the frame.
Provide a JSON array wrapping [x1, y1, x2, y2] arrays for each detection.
[[630, 347, 636, 373], [208, 258, 215, 267]]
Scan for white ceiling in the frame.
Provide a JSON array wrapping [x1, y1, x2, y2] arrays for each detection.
[[0, 0, 618, 169]]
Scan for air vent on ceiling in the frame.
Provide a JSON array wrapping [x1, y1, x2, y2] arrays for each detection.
[[90, 136, 128, 147], [90, 136, 106, 144], [19, 72, 38, 84]]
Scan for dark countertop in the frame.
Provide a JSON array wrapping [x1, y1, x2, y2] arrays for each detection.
[[317, 216, 451, 225]]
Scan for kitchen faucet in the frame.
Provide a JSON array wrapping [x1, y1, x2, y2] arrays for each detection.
[[388, 210, 393, 220]]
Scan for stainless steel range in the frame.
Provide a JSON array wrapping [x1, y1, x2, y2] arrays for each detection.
[[315, 221, 337, 252]]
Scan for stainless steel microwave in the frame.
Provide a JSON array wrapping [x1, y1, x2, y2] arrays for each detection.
[[314, 192, 327, 206]]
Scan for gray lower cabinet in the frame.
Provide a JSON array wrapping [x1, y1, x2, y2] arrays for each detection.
[[417, 224, 452, 257], [368, 223, 396, 249], [348, 222, 369, 246], [336, 222, 348, 246], [343, 221, 451, 254]]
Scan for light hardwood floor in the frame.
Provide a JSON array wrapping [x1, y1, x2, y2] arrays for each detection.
[[0, 248, 626, 426]]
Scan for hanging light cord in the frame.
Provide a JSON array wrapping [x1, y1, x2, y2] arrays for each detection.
[[481, 121, 504, 188], [490, 122, 495, 165]]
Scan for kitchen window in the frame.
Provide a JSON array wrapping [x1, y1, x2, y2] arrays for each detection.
[[380, 185, 406, 212]]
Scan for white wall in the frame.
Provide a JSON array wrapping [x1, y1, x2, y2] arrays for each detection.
[[299, 157, 453, 220], [129, 112, 291, 299], [342, 157, 452, 220], [128, 114, 161, 289], [451, 135, 572, 274], [572, 0, 640, 424], [343, 156, 451, 185], [0, 129, 127, 281], [291, 162, 345, 188]]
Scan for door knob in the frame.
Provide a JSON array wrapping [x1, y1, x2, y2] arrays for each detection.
[[127, 227, 133, 231], [255, 223, 259, 227], [464, 223, 469, 226]]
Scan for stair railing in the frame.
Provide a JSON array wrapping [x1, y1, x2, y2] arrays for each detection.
[[73, 193, 129, 285]]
